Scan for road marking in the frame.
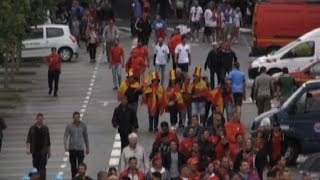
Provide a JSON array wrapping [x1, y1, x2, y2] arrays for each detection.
[[58, 50, 102, 175]]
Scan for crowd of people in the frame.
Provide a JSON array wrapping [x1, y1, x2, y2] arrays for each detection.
[[16, 0, 310, 180]]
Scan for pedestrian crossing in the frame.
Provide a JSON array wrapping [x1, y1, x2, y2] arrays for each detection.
[[0, 49, 97, 180]]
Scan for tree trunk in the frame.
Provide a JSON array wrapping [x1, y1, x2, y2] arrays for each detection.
[[4, 52, 9, 89], [9, 50, 16, 81], [16, 41, 22, 73]]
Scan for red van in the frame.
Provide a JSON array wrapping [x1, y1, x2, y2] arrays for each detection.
[[250, 1, 320, 56]]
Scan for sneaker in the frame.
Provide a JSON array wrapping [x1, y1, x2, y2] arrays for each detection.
[[48, 89, 52, 95]]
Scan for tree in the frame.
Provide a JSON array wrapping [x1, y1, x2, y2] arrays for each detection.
[[0, 0, 55, 88]]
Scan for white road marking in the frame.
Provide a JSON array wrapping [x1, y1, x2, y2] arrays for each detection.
[[111, 149, 121, 157], [109, 158, 120, 166]]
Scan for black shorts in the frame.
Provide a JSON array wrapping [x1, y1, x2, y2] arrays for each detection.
[[177, 63, 189, 72], [204, 27, 213, 36], [233, 93, 243, 106]]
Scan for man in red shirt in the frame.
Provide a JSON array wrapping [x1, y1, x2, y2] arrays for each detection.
[[267, 122, 287, 168], [154, 121, 179, 146], [168, 30, 182, 69], [126, 50, 147, 81], [225, 110, 247, 145], [132, 40, 149, 68], [110, 39, 125, 90], [119, 156, 145, 179], [46, 47, 61, 97]]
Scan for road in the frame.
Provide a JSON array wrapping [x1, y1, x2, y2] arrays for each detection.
[[0, 25, 260, 179]]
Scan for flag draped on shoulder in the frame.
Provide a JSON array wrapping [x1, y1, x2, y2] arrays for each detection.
[[118, 80, 140, 100], [206, 88, 224, 113]]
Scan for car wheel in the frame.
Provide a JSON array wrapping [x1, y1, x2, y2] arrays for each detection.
[[285, 141, 299, 165], [59, 48, 73, 61]]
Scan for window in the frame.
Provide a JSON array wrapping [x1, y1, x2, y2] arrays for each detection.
[[281, 41, 315, 59], [27, 28, 43, 39], [46, 28, 64, 38], [310, 63, 320, 74], [296, 89, 320, 113]]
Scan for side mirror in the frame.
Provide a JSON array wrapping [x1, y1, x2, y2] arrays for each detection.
[[288, 104, 297, 114]]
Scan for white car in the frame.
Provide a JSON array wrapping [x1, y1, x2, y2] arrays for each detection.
[[22, 24, 78, 61], [248, 28, 320, 79]]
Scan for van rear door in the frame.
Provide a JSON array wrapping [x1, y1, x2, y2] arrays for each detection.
[[287, 88, 320, 153]]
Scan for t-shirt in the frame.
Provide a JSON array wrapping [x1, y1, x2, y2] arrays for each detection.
[[190, 6, 203, 22], [228, 69, 245, 93], [204, 9, 214, 27], [111, 46, 124, 65], [47, 53, 61, 71], [234, 12, 242, 27], [34, 126, 45, 153], [279, 74, 295, 99], [154, 44, 170, 65], [255, 73, 273, 97], [175, 43, 191, 64]]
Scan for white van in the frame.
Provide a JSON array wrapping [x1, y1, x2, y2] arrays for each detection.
[[248, 28, 320, 79], [22, 24, 78, 61]]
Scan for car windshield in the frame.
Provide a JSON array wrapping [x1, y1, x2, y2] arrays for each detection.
[[270, 39, 301, 55], [281, 86, 304, 109]]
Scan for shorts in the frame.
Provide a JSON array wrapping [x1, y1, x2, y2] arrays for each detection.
[[204, 27, 213, 36], [177, 63, 189, 72], [233, 93, 243, 106], [224, 23, 235, 36], [191, 21, 201, 30], [192, 102, 206, 116]]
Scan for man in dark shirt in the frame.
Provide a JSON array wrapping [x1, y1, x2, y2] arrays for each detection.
[[221, 42, 237, 77], [26, 113, 51, 180], [205, 42, 223, 88], [112, 96, 139, 150], [135, 13, 152, 46]]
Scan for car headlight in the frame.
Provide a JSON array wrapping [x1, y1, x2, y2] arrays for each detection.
[[260, 117, 271, 127]]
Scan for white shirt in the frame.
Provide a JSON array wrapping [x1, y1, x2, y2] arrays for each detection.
[[190, 6, 203, 22], [234, 12, 242, 27], [154, 44, 170, 65], [175, 43, 191, 64], [204, 9, 214, 27], [224, 8, 235, 24]]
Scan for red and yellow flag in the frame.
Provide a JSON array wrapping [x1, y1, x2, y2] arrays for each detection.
[[118, 80, 140, 100], [206, 88, 224, 113]]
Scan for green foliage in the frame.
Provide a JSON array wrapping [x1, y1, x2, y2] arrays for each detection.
[[0, 0, 55, 52]]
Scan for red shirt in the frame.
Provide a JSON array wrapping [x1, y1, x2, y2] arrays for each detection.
[[132, 46, 149, 60], [47, 53, 61, 71], [169, 34, 182, 54], [271, 132, 282, 161], [126, 56, 146, 77], [119, 169, 145, 180], [223, 86, 233, 103], [155, 131, 180, 146], [111, 46, 124, 65], [179, 137, 195, 157], [225, 121, 247, 144]]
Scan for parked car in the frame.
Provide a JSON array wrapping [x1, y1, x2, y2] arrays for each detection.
[[250, 0, 320, 57], [251, 79, 320, 164], [273, 61, 320, 88], [22, 24, 78, 61], [248, 28, 320, 79]]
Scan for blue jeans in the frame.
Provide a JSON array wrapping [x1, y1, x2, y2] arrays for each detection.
[[156, 64, 166, 86], [148, 110, 159, 131], [112, 64, 122, 88], [192, 102, 206, 116], [224, 101, 233, 120]]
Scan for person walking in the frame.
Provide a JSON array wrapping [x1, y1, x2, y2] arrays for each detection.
[[277, 67, 296, 105], [154, 37, 170, 86], [189, 1, 203, 43], [223, 3, 235, 41], [203, 4, 214, 43], [168, 29, 182, 70], [119, 157, 145, 179], [228, 62, 246, 113], [70, 16, 81, 48], [135, 13, 152, 46], [112, 96, 139, 150], [152, 14, 167, 41], [46, 47, 61, 97], [0, 117, 6, 152], [205, 42, 222, 88], [175, 35, 191, 74], [125, 50, 147, 82], [26, 113, 51, 180], [143, 72, 165, 132], [64, 112, 90, 178], [86, 24, 100, 63], [99, 1, 115, 33], [254, 66, 274, 115], [110, 39, 124, 90], [191, 67, 208, 126], [118, 69, 142, 112], [221, 42, 237, 76], [131, 0, 142, 37], [103, 19, 119, 63], [120, 133, 149, 173]]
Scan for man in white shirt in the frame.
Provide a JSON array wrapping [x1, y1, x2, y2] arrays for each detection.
[[203, 5, 215, 43], [189, 1, 203, 42], [154, 37, 170, 86], [223, 3, 235, 41], [175, 36, 191, 74]]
